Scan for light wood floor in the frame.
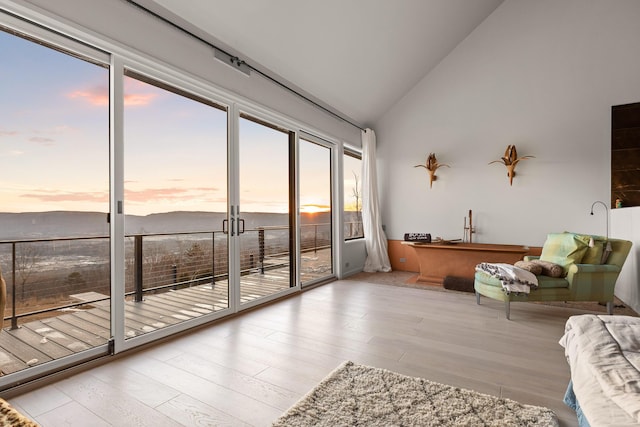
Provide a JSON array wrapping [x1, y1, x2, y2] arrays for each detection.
[[7, 277, 581, 426]]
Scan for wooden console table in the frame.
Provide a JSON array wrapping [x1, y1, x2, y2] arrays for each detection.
[[403, 241, 532, 286]]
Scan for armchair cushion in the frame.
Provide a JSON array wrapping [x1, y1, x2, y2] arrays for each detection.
[[540, 233, 591, 275], [536, 275, 570, 289]]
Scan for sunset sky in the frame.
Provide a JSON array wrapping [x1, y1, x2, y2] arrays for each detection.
[[1, 29, 355, 217]]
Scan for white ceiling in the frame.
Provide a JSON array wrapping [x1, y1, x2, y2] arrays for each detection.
[[144, 0, 504, 128]]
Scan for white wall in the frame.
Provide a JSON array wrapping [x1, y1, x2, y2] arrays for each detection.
[[375, 0, 640, 247], [611, 208, 640, 313], [342, 240, 367, 277]]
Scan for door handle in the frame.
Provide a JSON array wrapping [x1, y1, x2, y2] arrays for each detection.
[[223, 218, 236, 236], [238, 218, 245, 235]]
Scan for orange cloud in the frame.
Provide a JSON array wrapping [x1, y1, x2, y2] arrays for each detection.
[[123, 78, 161, 107], [67, 83, 158, 107], [20, 187, 220, 206], [67, 87, 109, 106], [22, 190, 108, 203], [0, 130, 18, 137], [124, 93, 158, 106], [125, 186, 219, 203]]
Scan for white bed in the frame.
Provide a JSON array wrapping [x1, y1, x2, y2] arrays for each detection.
[[559, 314, 640, 427]]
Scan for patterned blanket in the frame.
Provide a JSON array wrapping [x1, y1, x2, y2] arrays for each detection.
[[0, 398, 38, 427], [475, 262, 538, 294]]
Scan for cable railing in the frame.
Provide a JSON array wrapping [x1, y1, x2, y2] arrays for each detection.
[[0, 221, 352, 329]]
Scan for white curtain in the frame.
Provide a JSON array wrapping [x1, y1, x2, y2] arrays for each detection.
[[361, 128, 392, 272]]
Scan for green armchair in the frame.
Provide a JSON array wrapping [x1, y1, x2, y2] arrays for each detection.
[[474, 237, 632, 319]]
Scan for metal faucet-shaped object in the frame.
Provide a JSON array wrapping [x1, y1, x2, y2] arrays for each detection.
[[464, 209, 475, 243]]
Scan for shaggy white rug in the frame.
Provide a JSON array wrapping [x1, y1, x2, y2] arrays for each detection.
[[272, 361, 559, 427]]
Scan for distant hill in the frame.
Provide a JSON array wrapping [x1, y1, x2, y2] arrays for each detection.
[[0, 210, 338, 240], [0, 211, 109, 240]]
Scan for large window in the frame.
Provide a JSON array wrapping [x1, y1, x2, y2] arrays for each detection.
[[343, 151, 363, 240], [0, 8, 346, 387], [0, 26, 110, 374]]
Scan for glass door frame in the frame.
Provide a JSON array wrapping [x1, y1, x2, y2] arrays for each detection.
[[298, 131, 337, 288], [228, 106, 301, 311], [0, 11, 114, 387], [112, 61, 237, 354]]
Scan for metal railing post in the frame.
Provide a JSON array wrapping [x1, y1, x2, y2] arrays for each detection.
[[172, 264, 178, 290], [211, 231, 216, 285], [134, 235, 143, 302], [11, 242, 18, 330], [314, 224, 318, 254], [258, 227, 265, 274]]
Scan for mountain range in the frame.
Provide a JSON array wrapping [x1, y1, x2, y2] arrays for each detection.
[[0, 210, 338, 240]]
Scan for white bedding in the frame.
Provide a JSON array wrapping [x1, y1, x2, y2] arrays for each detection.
[[559, 314, 640, 427]]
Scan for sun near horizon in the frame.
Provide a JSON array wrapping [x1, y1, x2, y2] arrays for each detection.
[[300, 204, 330, 214]]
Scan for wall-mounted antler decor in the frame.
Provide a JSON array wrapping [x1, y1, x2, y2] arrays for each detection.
[[489, 145, 534, 186], [414, 153, 449, 188]]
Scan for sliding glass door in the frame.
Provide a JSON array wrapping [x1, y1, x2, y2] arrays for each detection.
[[299, 137, 333, 286], [0, 10, 338, 386], [123, 71, 229, 339], [0, 25, 111, 378], [237, 115, 294, 304]]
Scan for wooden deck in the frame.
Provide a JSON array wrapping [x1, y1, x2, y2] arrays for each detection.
[[0, 267, 322, 376]]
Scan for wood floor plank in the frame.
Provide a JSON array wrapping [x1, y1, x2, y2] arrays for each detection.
[[54, 374, 181, 427], [22, 321, 89, 353], [156, 393, 250, 427], [0, 349, 28, 374], [164, 352, 300, 411], [127, 357, 283, 425], [6, 325, 73, 360], [35, 401, 111, 427], [36, 318, 105, 349], [0, 329, 52, 365]]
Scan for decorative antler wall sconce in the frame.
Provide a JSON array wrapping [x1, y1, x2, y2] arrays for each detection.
[[489, 145, 534, 186], [414, 153, 450, 188]]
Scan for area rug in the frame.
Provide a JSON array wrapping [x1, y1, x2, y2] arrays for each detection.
[[272, 361, 558, 427]]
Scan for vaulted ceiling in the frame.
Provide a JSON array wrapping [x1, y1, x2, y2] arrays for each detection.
[[141, 0, 504, 128]]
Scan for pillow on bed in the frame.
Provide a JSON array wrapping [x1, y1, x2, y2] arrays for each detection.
[[530, 260, 564, 277], [514, 260, 543, 275], [539, 232, 590, 275]]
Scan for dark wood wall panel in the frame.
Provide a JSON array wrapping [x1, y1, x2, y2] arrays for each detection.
[[612, 102, 640, 208]]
